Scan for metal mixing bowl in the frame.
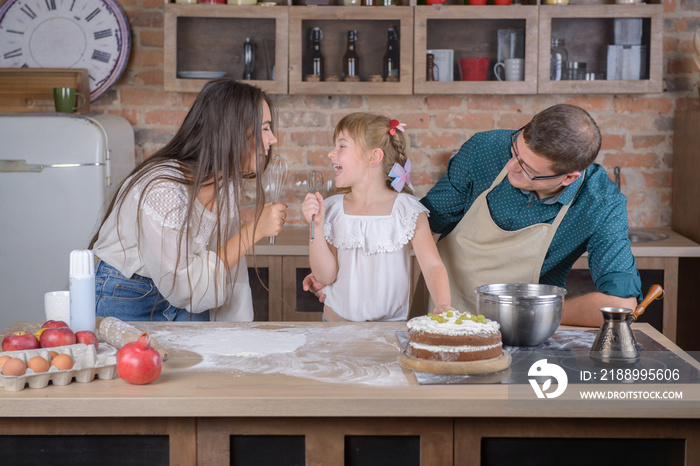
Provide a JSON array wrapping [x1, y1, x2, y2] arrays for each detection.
[[475, 283, 566, 347]]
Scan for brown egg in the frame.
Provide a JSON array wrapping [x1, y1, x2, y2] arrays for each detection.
[[27, 356, 50, 373], [48, 351, 59, 360], [51, 353, 74, 371], [2, 357, 27, 376], [0, 355, 11, 371]]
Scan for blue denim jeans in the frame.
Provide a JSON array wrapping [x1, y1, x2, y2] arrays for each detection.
[[95, 259, 210, 322]]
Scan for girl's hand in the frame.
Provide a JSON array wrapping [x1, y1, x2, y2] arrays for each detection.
[[301, 192, 324, 227], [302, 273, 326, 303], [256, 202, 287, 240], [433, 304, 452, 315]]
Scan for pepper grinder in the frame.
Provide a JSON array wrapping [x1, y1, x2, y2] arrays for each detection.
[[243, 37, 256, 80], [426, 53, 438, 82]]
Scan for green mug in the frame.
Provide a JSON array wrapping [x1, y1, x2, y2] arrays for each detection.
[[53, 87, 87, 113]]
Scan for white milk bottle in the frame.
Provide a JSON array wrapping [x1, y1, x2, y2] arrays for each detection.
[[69, 249, 96, 333]]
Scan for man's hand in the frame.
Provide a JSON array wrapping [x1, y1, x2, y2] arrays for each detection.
[[562, 292, 637, 327]]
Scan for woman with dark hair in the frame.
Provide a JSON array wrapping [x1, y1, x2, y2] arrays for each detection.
[[90, 78, 287, 321]]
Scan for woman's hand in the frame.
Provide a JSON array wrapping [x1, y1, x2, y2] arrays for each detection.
[[218, 202, 287, 272], [301, 192, 324, 228], [255, 202, 287, 242]]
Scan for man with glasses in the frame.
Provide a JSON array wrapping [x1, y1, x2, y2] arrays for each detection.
[[418, 104, 641, 326]]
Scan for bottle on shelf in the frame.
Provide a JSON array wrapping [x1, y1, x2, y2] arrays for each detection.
[[306, 27, 324, 82], [382, 26, 399, 82], [243, 37, 256, 80], [566, 61, 587, 81], [550, 38, 568, 81], [343, 30, 360, 81]]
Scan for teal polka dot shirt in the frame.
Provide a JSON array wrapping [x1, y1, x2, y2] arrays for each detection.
[[421, 129, 642, 301]]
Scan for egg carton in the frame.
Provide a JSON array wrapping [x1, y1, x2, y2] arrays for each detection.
[[0, 343, 117, 392]]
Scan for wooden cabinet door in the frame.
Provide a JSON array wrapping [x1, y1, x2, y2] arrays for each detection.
[[248, 255, 284, 321], [282, 256, 324, 321]]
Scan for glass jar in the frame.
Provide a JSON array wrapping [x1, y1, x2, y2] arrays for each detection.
[[550, 38, 568, 81], [565, 61, 587, 80]]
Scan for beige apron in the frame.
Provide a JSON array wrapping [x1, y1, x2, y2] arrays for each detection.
[[410, 167, 580, 316]]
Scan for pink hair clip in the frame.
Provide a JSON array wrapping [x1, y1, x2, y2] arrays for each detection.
[[388, 158, 411, 192], [389, 119, 407, 136]]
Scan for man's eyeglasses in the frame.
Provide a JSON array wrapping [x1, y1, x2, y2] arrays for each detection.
[[510, 127, 567, 181]]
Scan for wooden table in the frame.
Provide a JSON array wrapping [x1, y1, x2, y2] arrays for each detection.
[[1, 321, 700, 465]]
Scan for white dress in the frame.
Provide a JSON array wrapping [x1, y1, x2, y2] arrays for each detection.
[[92, 162, 253, 321], [322, 193, 429, 321]]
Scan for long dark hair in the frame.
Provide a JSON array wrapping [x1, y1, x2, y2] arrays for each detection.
[[90, 78, 275, 318]]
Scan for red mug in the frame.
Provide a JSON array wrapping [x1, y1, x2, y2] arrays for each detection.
[[459, 57, 490, 81]]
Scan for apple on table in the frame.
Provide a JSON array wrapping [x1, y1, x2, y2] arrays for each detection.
[[76, 330, 99, 349], [41, 320, 69, 329], [39, 327, 77, 348], [2, 331, 40, 352]]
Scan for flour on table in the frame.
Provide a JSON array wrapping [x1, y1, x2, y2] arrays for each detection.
[[159, 327, 306, 357], [150, 325, 409, 387]]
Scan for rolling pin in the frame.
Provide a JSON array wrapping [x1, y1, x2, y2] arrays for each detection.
[[96, 316, 169, 361]]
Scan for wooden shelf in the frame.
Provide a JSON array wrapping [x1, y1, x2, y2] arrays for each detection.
[[537, 4, 663, 94], [289, 6, 414, 95], [0, 68, 91, 114], [164, 2, 663, 95], [414, 5, 539, 95], [164, 4, 289, 94]]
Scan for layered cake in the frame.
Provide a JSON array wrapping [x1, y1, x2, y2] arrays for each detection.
[[406, 310, 503, 362]]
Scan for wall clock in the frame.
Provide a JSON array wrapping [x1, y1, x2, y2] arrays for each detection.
[[0, 0, 131, 101]]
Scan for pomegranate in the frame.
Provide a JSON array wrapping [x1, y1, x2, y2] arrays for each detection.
[[116, 332, 162, 385]]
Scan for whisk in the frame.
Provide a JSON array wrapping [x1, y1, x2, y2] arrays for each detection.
[[266, 155, 288, 250], [306, 170, 324, 242]]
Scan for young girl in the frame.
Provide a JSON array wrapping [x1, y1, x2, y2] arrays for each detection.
[[301, 112, 451, 322], [90, 78, 287, 322]]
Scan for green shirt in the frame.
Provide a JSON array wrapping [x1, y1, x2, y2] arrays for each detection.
[[421, 129, 642, 300]]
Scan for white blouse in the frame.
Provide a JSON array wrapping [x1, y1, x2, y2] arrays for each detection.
[[322, 193, 429, 321], [92, 162, 253, 321]]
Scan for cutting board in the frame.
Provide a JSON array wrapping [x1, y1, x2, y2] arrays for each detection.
[[398, 350, 511, 375]]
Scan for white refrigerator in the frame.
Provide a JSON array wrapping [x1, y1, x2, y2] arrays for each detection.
[[0, 114, 135, 330]]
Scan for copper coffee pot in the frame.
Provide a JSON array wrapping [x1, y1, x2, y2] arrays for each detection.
[[590, 285, 664, 364]]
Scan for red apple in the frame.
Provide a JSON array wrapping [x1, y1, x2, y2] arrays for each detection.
[[2, 331, 41, 352], [75, 330, 99, 350], [41, 320, 69, 329], [39, 327, 77, 348]]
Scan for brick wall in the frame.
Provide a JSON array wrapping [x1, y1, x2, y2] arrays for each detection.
[[92, 0, 700, 227]]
